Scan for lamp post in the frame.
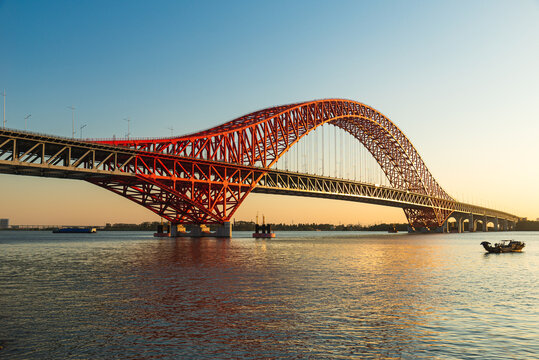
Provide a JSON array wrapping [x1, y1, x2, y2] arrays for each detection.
[[67, 106, 76, 138], [2, 90, 5, 129], [80, 124, 87, 139], [124, 117, 131, 140], [24, 114, 31, 130]]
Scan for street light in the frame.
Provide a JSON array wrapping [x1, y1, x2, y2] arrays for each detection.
[[124, 117, 131, 140], [67, 105, 76, 138], [2, 89, 6, 129], [80, 124, 87, 139], [24, 114, 31, 130]]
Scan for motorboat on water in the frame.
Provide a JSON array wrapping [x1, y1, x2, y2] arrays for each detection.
[[481, 240, 525, 253]]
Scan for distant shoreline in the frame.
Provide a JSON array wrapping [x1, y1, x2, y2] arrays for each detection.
[[2, 220, 538, 232]]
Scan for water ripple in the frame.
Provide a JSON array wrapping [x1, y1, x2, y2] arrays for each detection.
[[0, 231, 537, 359]]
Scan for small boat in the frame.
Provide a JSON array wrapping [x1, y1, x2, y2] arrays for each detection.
[[481, 240, 525, 253], [53, 227, 97, 234]]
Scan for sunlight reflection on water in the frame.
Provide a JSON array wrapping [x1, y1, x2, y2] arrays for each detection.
[[0, 231, 537, 359]]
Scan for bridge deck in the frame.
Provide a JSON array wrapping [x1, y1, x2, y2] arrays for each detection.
[[0, 129, 520, 223]]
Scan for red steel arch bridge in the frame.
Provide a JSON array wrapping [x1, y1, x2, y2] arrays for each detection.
[[0, 99, 519, 236]]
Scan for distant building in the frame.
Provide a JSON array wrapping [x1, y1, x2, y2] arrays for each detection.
[[536, 218, 539, 222], [0, 219, 8, 229]]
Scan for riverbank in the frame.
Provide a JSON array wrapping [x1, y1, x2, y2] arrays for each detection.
[[3, 220, 538, 231]]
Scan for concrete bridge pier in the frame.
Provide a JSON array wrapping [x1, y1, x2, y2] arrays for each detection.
[[473, 218, 485, 232], [473, 218, 479, 232], [170, 222, 232, 238], [170, 223, 179, 237], [443, 215, 465, 233], [451, 213, 468, 233], [215, 221, 232, 238], [416, 212, 516, 234], [468, 213, 474, 232]]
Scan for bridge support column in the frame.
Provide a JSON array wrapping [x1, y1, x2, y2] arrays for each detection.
[[190, 225, 204, 237], [442, 220, 448, 233], [482, 216, 488, 232], [457, 217, 462, 233], [170, 222, 231, 238], [215, 221, 232, 238], [493, 217, 499, 232], [503, 219, 508, 231], [170, 223, 179, 237], [469, 214, 474, 232]]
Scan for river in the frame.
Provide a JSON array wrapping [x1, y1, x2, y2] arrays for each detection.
[[0, 230, 537, 359]]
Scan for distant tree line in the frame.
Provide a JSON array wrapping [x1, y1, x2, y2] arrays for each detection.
[[515, 220, 539, 231], [103, 222, 161, 231], [97, 221, 409, 232], [5, 220, 537, 231], [231, 220, 408, 232], [102, 221, 409, 232]]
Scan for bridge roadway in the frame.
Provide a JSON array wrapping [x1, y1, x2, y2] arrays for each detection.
[[0, 129, 520, 232]]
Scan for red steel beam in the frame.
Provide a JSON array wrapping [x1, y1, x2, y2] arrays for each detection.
[[91, 99, 454, 228]]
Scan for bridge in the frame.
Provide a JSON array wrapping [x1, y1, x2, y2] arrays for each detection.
[[0, 99, 519, 236]]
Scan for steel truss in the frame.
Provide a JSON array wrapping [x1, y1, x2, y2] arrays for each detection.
[[256, 170, 519, 222], [1, 95, 521, 229], [0, 129, 265, 224], [95, 99, 456, 228]]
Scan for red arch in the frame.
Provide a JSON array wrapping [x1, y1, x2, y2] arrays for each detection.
[[95, 99, 453, 228]]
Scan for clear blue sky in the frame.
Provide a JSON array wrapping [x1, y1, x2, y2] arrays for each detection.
[[1, 0, 538, 225]]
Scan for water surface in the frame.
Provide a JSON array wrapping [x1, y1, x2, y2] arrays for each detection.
[[1, 231, 537, 359]]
